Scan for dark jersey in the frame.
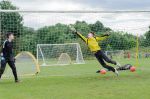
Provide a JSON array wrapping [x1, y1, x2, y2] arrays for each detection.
[[1, 40, 14, 60]]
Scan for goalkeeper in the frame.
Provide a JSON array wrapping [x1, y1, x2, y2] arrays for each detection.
[[73, 31, 120, 76], [0, 33, 19, 83]]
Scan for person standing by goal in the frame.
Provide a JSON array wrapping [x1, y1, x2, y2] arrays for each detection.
[[70, 26, 120, 76], [0, 33, 19, 83]]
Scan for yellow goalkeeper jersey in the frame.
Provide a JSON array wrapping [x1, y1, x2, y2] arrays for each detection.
[[77, 33, 108, 52]]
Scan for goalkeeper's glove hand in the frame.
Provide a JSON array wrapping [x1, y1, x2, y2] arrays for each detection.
[[69, 25, 77, 33], [104, 33, 110, 36], [101, 33, 110, 37], [103, 32, 111, 36]]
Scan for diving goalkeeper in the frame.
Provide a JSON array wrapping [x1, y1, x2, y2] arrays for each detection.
[[71, 28, 120, 76]]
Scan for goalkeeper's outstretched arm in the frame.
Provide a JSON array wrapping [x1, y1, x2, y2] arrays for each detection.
[[96, 34, 110, 41], [69, 25, 87, 43], [75, 32, 87, 43]]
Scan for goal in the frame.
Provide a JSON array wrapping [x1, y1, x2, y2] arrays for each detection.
[[1, 9, 150, 68], [4, 51, 40, 77], [37, 43, 85, 66]]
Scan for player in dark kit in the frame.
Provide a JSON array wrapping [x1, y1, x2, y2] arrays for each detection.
[[0, 33, 19, 83]]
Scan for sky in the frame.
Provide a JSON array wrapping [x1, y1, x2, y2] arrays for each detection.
[[2, 0, 150, 35]]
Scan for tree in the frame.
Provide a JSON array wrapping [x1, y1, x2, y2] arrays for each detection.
[[22, 27, 35, 36], [74, 21, 91, 35], [140, 26, 150, 47], [101, 32, 136, 50], [36, 23, 69, 44], [16, 27, 36, 53], [0, 1, 23, 55], [0, 1, 23, 37], [89, 21, 104, 33], [144, 27, 150, 46]]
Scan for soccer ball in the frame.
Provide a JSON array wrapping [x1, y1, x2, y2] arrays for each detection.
[[100, 69, 106, 74], [130, 66, 136, 72]]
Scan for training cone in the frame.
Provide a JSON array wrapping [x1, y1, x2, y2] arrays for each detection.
[[130, 66, 136, 72], [100, 69, 106, 74]]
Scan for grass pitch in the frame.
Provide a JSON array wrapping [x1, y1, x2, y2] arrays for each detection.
[[0, 58, 150, 99]]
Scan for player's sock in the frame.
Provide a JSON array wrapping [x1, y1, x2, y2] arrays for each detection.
[[114, 68, 119, 76], [108, 66, 119, 76], [116, 62, 121, 67]]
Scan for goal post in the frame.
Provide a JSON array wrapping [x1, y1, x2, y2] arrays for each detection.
[[4, 51, 40, 78], [37, 43, 85, 66]]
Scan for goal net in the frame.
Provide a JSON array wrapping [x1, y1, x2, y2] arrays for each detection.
[[0, 1, 150, 68], [37, 43, 85, 66], [3, 51, 40, 78]]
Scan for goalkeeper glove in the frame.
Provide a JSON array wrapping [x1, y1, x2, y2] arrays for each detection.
[[101, 33, 110, 37], [69, 25, 77, 33]]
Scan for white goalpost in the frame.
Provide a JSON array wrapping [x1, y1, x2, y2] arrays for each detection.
[[37, 43, 85, 66]]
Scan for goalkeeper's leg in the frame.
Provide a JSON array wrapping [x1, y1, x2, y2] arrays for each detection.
[[0, 59, 7, 79], [95, 52, 119, 76], [95, 53, 115, 72], [8, 61, 19, 82], [98, 50, 117, 65], [117, 64, 132, 71]]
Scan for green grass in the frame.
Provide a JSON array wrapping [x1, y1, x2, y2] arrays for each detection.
[[0, 58, 150, 99]]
